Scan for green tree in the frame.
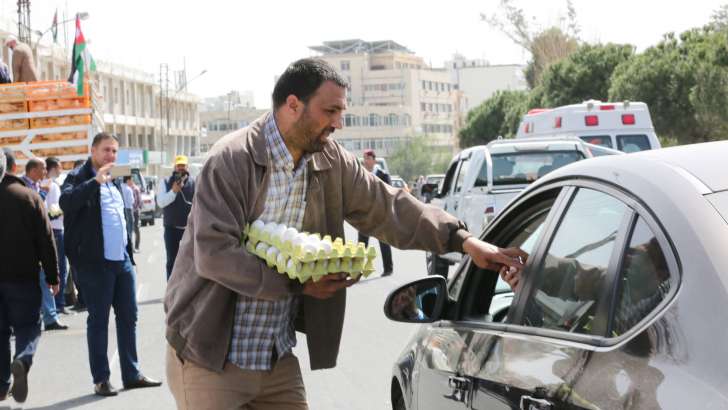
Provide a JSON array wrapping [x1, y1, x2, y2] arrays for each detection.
[[387, 137, 452, 182], [609, 27, 728, 143], [459, 90, 529, 147], [539, 43, 634, 107]]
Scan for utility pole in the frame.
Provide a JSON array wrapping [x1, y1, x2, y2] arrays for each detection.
[[159, 63, 169, 162], [17, 0, 31, 44]]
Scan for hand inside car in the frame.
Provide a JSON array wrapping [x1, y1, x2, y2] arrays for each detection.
[[499, 265, 521, 290], [462, 237, 528, 272]]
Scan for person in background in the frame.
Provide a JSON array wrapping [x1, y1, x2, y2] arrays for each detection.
[[127, 177, 142, 252], [60, 133, 161, 397], [43, 157, 71, 316], [156, 155, 195, 280], [358, 149, 394, 276], [121, 176, 135, 247], [3, 35, 38, 82], [0, 151, 60, 403], [22, 159, 67, 331], [0, 60, 10, 84]]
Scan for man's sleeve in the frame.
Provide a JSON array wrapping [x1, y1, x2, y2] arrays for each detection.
[[156, 180, 176, 208], [342, 149, 471, 254], [59, 171, 98, 215], [188, 152, 297, 300], [33, 194, 59, 285]]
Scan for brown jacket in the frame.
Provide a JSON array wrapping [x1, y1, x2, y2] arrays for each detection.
[[164, 113, 472, 371], [11, 42, 38, 82]]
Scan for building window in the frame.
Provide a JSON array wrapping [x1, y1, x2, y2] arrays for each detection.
[[402, 114, 412, 126], [420, 102, 426, 112], [341, 61, 350, 71], [388, 113, 399, 127], [345, 114, 355, 127], [422, 80, 426, 90], [369, 114, 381, 127]]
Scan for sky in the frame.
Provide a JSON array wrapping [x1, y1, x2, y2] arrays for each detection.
[[3, 0, 725, 107]]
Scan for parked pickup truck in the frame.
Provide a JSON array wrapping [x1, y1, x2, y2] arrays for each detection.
[[426, 136, 621, 276]]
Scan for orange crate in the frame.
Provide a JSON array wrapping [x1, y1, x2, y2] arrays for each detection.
[[0, 83, 27, 103], [25, 81, 89, 100], [31, 145, 88, 158], [0, 100, 28, 114], [28, 97, 90, 112], [30, 114, 91, 129], [31, 131, 87, 144], [0, 135, 26, 145], [0, 118, 29, 132]]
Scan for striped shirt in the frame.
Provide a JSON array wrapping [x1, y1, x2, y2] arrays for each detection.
[[227, 113, 311, 370]]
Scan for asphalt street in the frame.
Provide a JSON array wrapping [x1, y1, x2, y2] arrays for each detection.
[[3, 221, 442, 409]]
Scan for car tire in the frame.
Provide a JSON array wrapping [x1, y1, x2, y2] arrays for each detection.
[[141, 220, 147, 227], [150, 218, 155, 226], [426, 253, 449, 278]]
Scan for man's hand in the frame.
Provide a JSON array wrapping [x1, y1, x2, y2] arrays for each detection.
[[95, 162, 115, 185], [302, 273, 359, 300], [462, 237, 528, 271], [49, 284, 59, 296], [499, 265, 521, 290], [171, 180, 183, 193]]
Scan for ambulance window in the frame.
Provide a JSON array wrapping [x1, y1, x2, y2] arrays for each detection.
[[580, 135, 612, 148], [618, 135, 650, 152]]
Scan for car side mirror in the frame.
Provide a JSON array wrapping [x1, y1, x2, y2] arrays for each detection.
[[383, 276, 447, 323]]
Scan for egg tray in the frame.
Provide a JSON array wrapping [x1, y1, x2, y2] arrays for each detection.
[[242, 220, 377, 283]]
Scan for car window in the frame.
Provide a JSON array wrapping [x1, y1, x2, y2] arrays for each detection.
[[610, 217, 671, 336], [439, 163, 458, 197], [453, 157, 471, 194], [579, 135, 613, 148], [585, 144, 618, 157], [520, 188, 628, 335], [617, 134, 650, 152], [475, 151, 582, 187]]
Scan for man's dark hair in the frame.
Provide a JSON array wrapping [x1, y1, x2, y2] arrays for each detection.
[[25, 157, 44, 174], [46, 156, 61, 172], [123, 175, 132, 183], [91, 132, 119, 147], [272, 58, 348, 109], [363, 149, 376, 159], [2, 147, 15, 173]]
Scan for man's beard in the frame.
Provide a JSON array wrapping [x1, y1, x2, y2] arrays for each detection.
[[294, 111, 335, 153]]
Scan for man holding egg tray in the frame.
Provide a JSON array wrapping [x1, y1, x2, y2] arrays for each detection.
[[164, 58, 526, 409]]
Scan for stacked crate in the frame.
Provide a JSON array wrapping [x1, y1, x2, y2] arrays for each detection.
[[0, 81, 93, 170]]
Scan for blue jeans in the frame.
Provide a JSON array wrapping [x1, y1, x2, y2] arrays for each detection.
[[53, 229, 68, 310], [164, 227, 185, 280], [39, 270, 59, 325], [0, 282, 42, 391], [75, 254, 141, 384]]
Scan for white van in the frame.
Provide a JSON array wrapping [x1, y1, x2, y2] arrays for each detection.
[[516, 100, 661, 152]]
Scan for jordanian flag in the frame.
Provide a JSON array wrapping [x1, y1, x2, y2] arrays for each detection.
[[67, 14, 95, 96]]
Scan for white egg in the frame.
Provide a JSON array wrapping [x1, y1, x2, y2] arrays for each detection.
[[255, 242, 269, 253], [303, 243, 318, 254], [273, 225, 287, 239], [319, 241, 333, 253], [251, 220, 265, 230], [266, 246, 279, 258], [282, 227, 298, 242]]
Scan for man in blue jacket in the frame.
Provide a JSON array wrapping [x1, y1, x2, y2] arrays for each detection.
[[60, 133, 161, 397]]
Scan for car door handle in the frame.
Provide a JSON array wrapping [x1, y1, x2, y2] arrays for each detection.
[[520, 395, 553, 410], [448, 376, 470, 391]]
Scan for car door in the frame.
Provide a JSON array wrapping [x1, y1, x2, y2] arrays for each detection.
[[464, 184, 635, 409], [415, 188, 561, 410], [449, 153, 472, 221]]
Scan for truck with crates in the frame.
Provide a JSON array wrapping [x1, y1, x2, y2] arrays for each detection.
[[0, 80, 95, 171], [516, 100, 661, 152]]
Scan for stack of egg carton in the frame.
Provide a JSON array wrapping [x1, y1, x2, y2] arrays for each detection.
[[244, 220, 377, 283]]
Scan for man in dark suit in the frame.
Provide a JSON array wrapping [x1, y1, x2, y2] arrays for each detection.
[[60, 133, 161, 397], [358, 149, 394, 276]]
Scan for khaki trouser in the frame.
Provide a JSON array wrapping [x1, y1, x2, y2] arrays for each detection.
[[166, 345, 308, 410]]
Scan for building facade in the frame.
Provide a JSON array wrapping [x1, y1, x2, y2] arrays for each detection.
[[446, 54, 527, 113], [310, 39, 461, 157], [199, 104, 267, 154]]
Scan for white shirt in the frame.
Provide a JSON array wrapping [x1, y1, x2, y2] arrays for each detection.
[[43, 178, 63, 230]]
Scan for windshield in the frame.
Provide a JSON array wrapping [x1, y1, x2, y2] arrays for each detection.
[[475, 151, 583, 187]]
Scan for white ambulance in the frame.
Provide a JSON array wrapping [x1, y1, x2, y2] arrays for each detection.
[[516, 100, 661, 152]]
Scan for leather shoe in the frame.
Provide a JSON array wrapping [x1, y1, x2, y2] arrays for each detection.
[[94, 381, 118, 397], [10, 359, 28, 403], [123, 375, 162, 390], [44, 321, 69, 331]]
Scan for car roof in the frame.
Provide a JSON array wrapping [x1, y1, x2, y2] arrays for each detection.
[[535, 141, 728, 194]]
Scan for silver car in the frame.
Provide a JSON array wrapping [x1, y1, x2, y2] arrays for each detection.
[[385, 141, 728, 409]]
